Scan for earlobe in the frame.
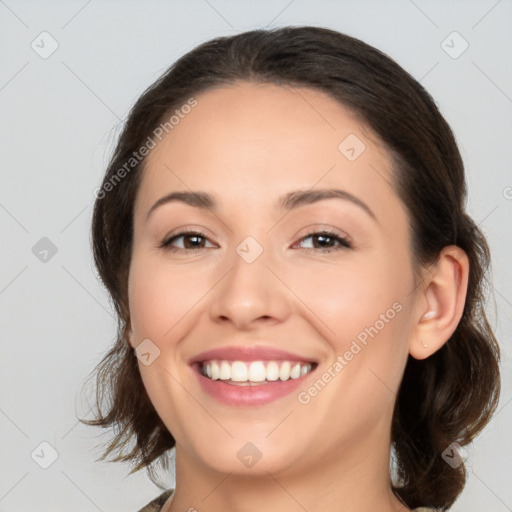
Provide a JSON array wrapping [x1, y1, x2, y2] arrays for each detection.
[[409, 245, 470, 360]]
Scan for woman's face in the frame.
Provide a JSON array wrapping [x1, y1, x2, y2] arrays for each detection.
[[128, 82, 420, 477]]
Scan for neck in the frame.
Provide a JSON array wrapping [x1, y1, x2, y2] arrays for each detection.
[[167, 438, 410, 512]]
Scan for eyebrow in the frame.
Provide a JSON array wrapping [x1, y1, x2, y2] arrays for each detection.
[[145, 188, 377, 223]]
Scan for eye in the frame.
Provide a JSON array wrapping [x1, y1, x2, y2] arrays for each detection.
[[159, 230, 215, 251], [294, 230, 352, 253], [158, 228, 352, 253]]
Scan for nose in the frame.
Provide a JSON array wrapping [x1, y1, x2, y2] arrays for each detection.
[[208, 242, 291, 331]]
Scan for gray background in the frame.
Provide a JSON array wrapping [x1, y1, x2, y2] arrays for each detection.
[[1, 0, 511, 510]]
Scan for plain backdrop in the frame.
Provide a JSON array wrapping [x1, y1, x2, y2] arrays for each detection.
[[1, 1, 511, 511]]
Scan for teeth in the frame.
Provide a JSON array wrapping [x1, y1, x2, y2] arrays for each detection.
[[279, 361, 291, 380], [266, 361, 279, 381], [231, 361, 248, 381], [220, 361, 231, 380], [248, 361, 266, 382], [200, 360, 314, 384], [290, 362, 301, 379]]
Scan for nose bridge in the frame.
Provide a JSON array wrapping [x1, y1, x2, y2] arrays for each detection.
[[209, 233, 290, 327]]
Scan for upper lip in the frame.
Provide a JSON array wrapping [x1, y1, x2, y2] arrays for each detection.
[[188, 345, 318, 364]]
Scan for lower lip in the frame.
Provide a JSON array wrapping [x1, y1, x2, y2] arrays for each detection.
[[191, 363, 317, 406]]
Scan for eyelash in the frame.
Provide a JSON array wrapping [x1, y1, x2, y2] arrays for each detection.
[[158, 229, 352, 253]]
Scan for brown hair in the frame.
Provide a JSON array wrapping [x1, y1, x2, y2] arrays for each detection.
[[81, 26, 500, 509]]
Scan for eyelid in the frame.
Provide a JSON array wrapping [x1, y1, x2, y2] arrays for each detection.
[[162, 224, 215, 240], [158, 225, 217, 250], [293, 223, 352, 244]]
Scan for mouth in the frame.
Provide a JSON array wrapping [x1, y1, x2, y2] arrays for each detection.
[[190, 358, 319, 406], [194, 359, 318, 386], [188, 345, 320, 405]]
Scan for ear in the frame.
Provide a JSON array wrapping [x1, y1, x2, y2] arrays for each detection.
[[409, 245, 470, 360]]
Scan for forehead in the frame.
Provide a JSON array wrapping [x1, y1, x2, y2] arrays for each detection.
[[135, 82, 401, 220]]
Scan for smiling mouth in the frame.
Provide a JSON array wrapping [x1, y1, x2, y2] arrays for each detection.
[[195, 359, 318, 385]]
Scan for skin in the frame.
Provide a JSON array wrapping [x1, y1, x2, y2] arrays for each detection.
[[126, 82, 469, 512]]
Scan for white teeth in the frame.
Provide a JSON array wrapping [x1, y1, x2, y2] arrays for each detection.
[[290, 363, 301, 379], [210, 361, 219, 380], [266, 361, 279, 381], [219, 361, 231, 380], [231, 361, 248, 382], [279, 361, 291, 381], [200, 360, 314, 383], [248, 361, 266, 382]]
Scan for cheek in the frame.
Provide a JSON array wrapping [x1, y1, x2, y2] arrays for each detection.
[[128, 258, 183, 341], [285, 255, 404, 341], [127, 254, 221, 347], [287, 252, 412, 389]]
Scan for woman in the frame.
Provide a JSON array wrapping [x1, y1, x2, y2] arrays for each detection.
[[83, 26, 500, 511]]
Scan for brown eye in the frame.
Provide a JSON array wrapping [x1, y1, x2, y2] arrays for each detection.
[[296, 231, 351, 252], [159, 231, 214, 251]]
